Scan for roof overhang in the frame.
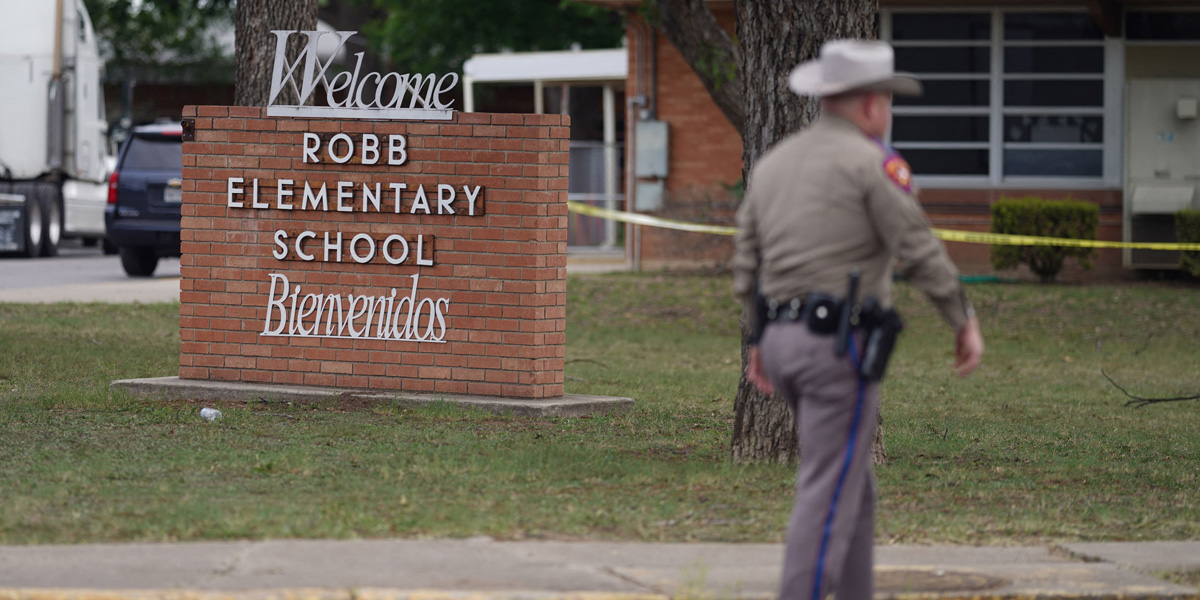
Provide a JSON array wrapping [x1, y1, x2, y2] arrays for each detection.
[[463, 48, 627, 85], [578, 0, 1196, 8], [880, 0, 1198, 5], [576, 0, 732, 9], [579, 0, 1198, 41]]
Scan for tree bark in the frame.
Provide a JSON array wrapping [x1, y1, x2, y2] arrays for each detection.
[[651, 0, 744, 135], [235, 0, 318, 107], [730, 0, 881, 465], [731, 314, 797, 463], [735, 1, 875, 171]]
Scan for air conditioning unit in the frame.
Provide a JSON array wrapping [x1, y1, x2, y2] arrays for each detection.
[[1126, 184, 1193, 268]]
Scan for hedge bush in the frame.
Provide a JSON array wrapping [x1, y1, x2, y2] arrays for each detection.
[[990, 197, 1099, 283], [1177, 210, 1200, 277]]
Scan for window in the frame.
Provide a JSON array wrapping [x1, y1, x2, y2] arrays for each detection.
[[884, 10, 1118, 185], [1127, 11, 1200, 41], [889, 12, 991, 177], [1002, 13, 1105, 178], [124, 137, 183, 171]]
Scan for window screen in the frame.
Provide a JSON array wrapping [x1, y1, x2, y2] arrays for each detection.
[[1001, 12, 1105, 178], [887, 10, 1110, 182], [889, 12, 991, 176]]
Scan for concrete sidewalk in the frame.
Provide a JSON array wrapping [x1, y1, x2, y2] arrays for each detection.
[[0, 539, 1196, 600]]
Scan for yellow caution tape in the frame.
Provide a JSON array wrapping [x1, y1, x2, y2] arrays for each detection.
[[930, 228, 1200, 250], [567, 201, 1200, 251], [569, 200, 739, 235]]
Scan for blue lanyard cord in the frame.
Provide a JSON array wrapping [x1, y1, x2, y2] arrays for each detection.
[[812, 335, 867, 600]]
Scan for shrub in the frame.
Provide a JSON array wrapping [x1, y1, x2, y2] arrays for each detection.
[[990, 197, 1099, 283], [1177, 210, 1200, 277]]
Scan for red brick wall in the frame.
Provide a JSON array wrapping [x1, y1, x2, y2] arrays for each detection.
[[178, 106, 569, 398], [655, 9, 743, 194], [628, 11, 743, 266]]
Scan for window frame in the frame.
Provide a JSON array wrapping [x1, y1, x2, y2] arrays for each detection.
[[881, 7, 1124, 190]]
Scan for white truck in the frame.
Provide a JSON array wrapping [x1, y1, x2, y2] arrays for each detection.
[[0, 0, 111, 257]]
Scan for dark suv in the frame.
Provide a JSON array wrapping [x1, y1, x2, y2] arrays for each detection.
[[105, 123, 183, 277]]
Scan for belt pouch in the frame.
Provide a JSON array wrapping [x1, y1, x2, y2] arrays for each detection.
[[801, 293, 841, 335]]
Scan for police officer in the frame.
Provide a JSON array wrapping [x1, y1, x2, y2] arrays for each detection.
[[732, 40, 984, 600]]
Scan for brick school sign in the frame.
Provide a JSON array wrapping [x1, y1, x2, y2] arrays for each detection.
[[177, 107, 569, 399]]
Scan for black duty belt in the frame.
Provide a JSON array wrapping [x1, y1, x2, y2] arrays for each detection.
[[757, 270, 904, 382], [765, 292, 842, 335], [765, 292, 905, 382]]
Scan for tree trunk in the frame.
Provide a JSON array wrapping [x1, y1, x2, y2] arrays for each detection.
[[235, 0, 318, 107], [730, 0, 881, 465], [731, 313, 797, 463]]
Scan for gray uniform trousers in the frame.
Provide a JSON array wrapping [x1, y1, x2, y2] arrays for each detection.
[[760, 322, 881, 600]]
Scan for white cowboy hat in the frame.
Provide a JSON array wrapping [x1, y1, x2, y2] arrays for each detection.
[[788, 39, 922, 97]]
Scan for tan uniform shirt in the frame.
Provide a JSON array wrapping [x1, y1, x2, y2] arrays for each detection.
[[732, 113, 971, 333]]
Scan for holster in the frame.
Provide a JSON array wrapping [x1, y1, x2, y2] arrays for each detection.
[[857, 296, 904, 382], [750, 291, 769, 345]]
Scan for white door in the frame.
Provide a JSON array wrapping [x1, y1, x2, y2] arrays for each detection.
[[1124, 78, 1200, 267]]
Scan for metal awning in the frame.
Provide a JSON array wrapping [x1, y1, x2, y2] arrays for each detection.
[[463, 48, 627, 85]]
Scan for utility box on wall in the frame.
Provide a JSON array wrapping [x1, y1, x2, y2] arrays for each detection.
[[634, 120, 668, 211], [1125, 79, 1200, 268], [635, 120, 669, 178]]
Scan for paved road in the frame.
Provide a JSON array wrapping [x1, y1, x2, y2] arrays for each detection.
[[0, 243, 625, 304], [0, 239, 180, 303]]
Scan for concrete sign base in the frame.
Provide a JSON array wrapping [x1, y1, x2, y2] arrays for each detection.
[[111, 376, 632, 418]]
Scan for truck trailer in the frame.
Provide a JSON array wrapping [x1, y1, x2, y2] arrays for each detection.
[[0, 0, 111, 257]]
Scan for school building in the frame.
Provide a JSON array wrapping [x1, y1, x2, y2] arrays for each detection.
[[469, 1, 1200, 278]]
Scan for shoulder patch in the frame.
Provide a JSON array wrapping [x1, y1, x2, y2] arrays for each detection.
[[883, 154, 913, 194]]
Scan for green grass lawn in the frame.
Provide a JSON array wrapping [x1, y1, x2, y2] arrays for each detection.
[[0, 274, 1197, 545]]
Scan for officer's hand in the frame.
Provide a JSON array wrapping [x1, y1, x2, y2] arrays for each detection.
[[747, 346, 775, 395], [954, 317, 984, 377]]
